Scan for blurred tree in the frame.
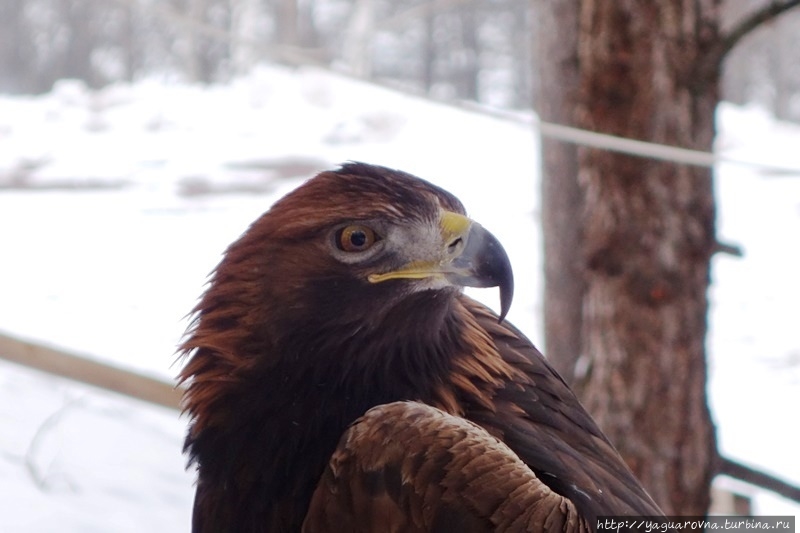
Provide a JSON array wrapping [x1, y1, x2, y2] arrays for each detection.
[[0, 0, 36, 93], [422, 7, 436, 92], [342, 0, 375, 77], [229, 0, 266, 75], [270, 0, 319, 54], [1, 0, 798, 112], [120, 1, 139, 82], [363, 0, 532, 106], [48, 0, 105, 88], [276, 0, 299, 46], [181, 0, 232, 83], [451, 3, 479, 100], [537, 0, 800, 514]]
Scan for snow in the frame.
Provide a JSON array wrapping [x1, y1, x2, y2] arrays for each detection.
[[709, 104, 800, 514], [0, 66, 798, 530], [0, 361, 192, 532]]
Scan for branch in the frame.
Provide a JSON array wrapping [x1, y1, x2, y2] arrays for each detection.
[[377, 0, 473, 31], [712, 240, 744, 258], [717, 1, 800, 62], [25, 396, 84, 492], [718, 456, 800, 503], [693, 0, 800, 90]]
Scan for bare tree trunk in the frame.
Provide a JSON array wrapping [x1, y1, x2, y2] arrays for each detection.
[[342, 0, 374, 77], [538, 0, 722, 514], [512, 0, 533, 108], [230, 0, 261, 75], [122, 2, 138, 82], [457, 6, 479, 101], [185, 0, 205, 82], [276, 0, 299, 47], [771, 15, 794, 121], [536, 0, 585, 383], [575, 3, 726, 515], [0, 0, 34, 93], [57, 0, 100, 87], [422, 10, 436, 94]]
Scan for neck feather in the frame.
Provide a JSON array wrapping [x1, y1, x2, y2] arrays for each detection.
[[184, 290, 484, 531]]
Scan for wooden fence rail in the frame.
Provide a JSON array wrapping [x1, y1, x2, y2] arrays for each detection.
[[0, 331, 182, 410]]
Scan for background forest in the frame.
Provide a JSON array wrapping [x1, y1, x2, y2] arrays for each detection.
[[2, 0, 799, 120]]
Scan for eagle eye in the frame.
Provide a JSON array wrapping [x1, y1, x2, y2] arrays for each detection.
[[335, 225, 380, 253]]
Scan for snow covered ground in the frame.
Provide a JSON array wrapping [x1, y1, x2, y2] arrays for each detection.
[[0, 65, 797, 530]]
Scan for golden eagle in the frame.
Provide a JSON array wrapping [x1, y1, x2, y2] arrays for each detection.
[[180, 163, 662, 532]]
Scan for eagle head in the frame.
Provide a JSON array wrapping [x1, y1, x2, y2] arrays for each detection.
[[258, 161, 511, 325]]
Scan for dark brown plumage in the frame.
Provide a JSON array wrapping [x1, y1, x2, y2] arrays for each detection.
[[179, 162, 663, 532]]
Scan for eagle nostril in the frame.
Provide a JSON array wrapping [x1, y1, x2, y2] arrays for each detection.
[[448, 237, 463, 255]]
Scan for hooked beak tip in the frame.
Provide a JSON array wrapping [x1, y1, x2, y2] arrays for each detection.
[[446, 221, 514, 321]]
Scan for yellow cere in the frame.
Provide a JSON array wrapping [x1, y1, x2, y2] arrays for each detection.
[[439, 211, 471, 244]]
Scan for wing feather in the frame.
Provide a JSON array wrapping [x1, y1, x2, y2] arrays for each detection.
[[302, 401, 591, 533], [458, 297, 663, 519]]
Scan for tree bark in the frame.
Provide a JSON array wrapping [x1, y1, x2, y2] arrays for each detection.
[[538, 0, 722, 514], [536, 0, 585, 383]]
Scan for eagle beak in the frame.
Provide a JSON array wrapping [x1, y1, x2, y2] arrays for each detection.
[[368, 211, 514, 321], [443, 213, 514, 321]]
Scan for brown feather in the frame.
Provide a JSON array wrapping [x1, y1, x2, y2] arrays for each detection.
[[179, 162, 663, 532], [303, 401, 591, 533]]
